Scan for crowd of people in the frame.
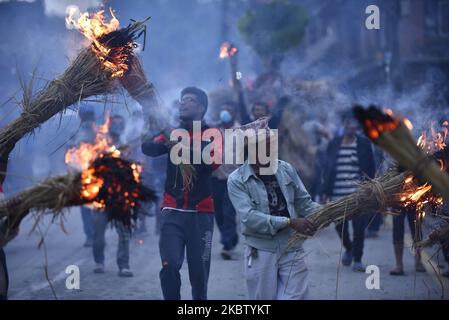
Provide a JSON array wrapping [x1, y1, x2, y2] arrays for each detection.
[[1, 67, 449, 301]]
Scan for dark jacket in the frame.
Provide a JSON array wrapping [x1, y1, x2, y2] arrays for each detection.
[[322, 135, 375, 197], [141, 124, 219, 213]]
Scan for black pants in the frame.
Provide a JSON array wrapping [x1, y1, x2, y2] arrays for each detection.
[[0, 247, 8, 300], [335, 215, 368, 262], [392, 208, 416, 244], [211, 177, 238, 251], [159, 209, 214, 300], [368, 212, 383, 232]]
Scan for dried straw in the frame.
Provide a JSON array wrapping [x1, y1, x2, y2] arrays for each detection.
[[0, 48, 115, 158], [0, 173, 83, 246], [354, 105, 449, 202], [0, 156, 156, 247], [289, 168, 407, 246]]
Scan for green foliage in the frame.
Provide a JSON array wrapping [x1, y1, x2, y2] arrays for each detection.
[[238, 0, 308, 60]]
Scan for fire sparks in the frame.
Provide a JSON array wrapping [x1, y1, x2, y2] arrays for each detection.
[[65, 115, 121, 172], [80, 168, 104, 203], [85, 155, 156, 226], [400, 121, 449, 217], [416, 121, 448, 154], [65, 115, 143, 210], [354, 106, 412, 140], [66, 7, 135, 78], [219, 42, 238, 59], [362, 117, 400, 140], [400, 181, 443, 218]]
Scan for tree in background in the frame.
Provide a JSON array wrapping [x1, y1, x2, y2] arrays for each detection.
[[238, 0, 308, 73]]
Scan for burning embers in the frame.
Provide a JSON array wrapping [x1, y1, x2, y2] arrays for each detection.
[[84, 155, 151, 225], [66, 7, 148, 78], [65, 116, 121, 171], [354, 105, 449, 218], [219, 42, 238, 59], [400, 122, 449, 217], [65, 116, 153, 225]]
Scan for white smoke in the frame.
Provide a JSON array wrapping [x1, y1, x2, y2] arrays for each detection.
[[44, 0, 101, 17]]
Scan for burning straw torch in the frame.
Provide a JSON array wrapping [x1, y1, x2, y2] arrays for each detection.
[[0, 8, 149, 175], [0, 115, 156, 247], [289, 105, 449, 250], [353, 105, 449, 248]]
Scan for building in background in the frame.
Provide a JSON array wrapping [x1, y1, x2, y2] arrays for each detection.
[[293, 0, 448, 107]]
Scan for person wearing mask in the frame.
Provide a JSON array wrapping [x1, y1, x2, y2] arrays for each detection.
[[211, 101, 240, 260]]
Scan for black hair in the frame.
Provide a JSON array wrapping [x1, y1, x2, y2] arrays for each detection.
[[251, 101, 269, 113], [181, 87, 208, 115]]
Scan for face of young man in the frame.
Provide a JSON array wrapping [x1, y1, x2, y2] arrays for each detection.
[[179, 93, 205, 121]]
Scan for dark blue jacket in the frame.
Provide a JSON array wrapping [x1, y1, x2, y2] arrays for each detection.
[[322, 135, 376, 197]]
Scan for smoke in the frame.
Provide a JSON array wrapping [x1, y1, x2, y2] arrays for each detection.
[[0, 0, 447, 194], [43, 0, 101, 17]]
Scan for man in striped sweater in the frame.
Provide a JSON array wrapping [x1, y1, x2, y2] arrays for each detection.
[[322, 113, 376, 272]]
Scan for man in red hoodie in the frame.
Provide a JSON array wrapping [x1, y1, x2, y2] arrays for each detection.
[[142, 87, 218, 300]]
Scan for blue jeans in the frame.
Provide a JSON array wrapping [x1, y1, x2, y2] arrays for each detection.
[[335, 215, 369, 263], [80, 206, 94, 241], [368, 212, 383, 232], [92, 212, 131, 270], [211, 177, 238, 250]]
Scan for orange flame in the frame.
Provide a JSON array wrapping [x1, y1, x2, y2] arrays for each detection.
[[363, 117, 400, 140], [401, 119, 448, 215], [65, 115, 121, 171], [219, 42, 238, 59], [66, 8, 130, 78], [65, 115, 124, 208], [417, 121, 448, 153], [400, 182, 442, 217]]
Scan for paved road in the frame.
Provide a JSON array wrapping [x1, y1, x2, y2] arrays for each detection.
[[4, 208, 448, 300]]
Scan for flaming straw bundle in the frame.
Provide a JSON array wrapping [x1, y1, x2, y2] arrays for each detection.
[[353, 105, 449, 248], [289, 107, 449, 247], [0, 155, 156, 247], [353, 105, 449, 202], [0, 9, 148, 166], [219, 42, 240, 89]]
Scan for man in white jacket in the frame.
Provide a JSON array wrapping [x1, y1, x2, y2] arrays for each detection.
[[228, 152, 319, 300]]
